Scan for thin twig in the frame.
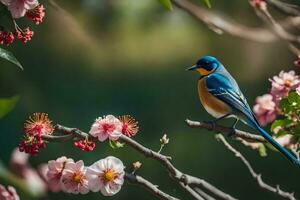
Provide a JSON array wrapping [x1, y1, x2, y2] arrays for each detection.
[[250, 0, 300, 55], [215, 134, 296, 200], [192, 187, 216, 200], [42, 134, 75, 142], [171, 0, 277, 43], [181, 174, 237, 200], [178, 183, 205, 200], [185, 119, 266, 143], [281, 16, 300, 30], [119, 134, 236, 200], [125, 172, 180, 200], [44, 124, 237, 200], [266, 0, 300, 16]]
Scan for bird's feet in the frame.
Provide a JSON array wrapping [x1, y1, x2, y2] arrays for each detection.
[[228, 128, 236, 138], [228, 118, 238, 138]]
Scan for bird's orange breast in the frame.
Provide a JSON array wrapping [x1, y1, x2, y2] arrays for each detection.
[[198, 77, 231, 118]]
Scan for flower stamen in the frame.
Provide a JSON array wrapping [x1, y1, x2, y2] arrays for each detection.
[[118, 115, 139, 137], [103, 169, 115, 182]]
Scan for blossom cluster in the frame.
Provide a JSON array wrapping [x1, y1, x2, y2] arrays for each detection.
[[18, 113, 139, 155], [0, 184, 19, 200], [89, 115, 139, 141], [44, 156, 125, 196], [252, 70, 300, 153], [74, 114, 138, 151], [0, 0, 45, 45], [19, 113, 54, 155], [2, 148, 47, 198], [253, 70, 300, 126]]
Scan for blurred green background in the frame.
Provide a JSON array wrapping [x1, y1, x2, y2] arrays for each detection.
[[0, 0, 299, 199]]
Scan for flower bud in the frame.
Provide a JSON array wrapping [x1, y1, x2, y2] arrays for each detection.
[[132, 161, 142, 170], [160, 134, 169, 145]]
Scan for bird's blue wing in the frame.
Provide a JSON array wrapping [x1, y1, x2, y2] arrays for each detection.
[[205, 71, 300, 165], [205, 73, 255, 123]]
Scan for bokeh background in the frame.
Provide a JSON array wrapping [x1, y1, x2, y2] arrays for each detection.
[[0, 0, 299, 199]]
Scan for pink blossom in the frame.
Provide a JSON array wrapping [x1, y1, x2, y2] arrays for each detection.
[[0, 0, 39, 18], [89, 115, 122, 142], [296, 85, 300, 96], [46, 156, 74, 192], [275, 135, 296, 151], [253, 94, 277, 126], [37, 163, 48, 182], [60, 160, 89, 194], [270, 70, 300, 98], [86, 156, 125, 196], [10, 148, 29, 176], [0, 185, 19, 200], [26, 4, 45, 25], [10, 149, 46, 195]]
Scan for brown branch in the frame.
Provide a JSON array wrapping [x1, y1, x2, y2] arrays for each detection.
[[178, 183, 205, 200], [253, 2, 300, 42], [119, 134, 236, 200], [215, 134, 296, 200], [192, 187, 216, 200], [281, 16, 300, 29], [181, 174, 236, 200], [171, 0, 277, 43], [250, 0, 300, 55], [42, 133, 75, 142], [185, 119, 266, 143], [266, 0, 300, 16], [125, 172, 180, 200], [44, 124, 237, 200]]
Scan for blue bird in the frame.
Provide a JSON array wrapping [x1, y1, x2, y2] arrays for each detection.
[[187, 55, 299, 165]]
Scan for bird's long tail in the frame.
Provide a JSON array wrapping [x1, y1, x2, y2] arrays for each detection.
[[253, 122, 300, 165]]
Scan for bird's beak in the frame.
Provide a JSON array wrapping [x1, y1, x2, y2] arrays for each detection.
[[186, 65, 197, 71]]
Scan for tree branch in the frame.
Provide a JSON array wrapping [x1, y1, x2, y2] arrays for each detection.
[[192, 187, 216, 200], [253, 2, 300, 42], [178, 183, 205, 200], [250, 0, 300, 55], [171, 0, 277, 43], [215, 134, 296, 200], [125, 172, 180, 200], [181, 174, 237, 200], [119, 134, 236, 200], [185, 119, 266, 143], [43, 124, 237, 200], [266, 0, 300, 16]]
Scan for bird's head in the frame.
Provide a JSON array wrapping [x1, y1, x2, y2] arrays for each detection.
[[186, 56, 220, 75]]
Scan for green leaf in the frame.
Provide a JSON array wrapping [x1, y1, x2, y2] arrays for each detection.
[[276, 130, 289, 137], [271, 118, 293, 134], [0, 96, 19, 119], [288, 91, 299, 102], [271, 119, 285, 133], [292, 123, 300, 136], [279, 98, 291, 113], [288, 91, 300, 109], [0, 47, 23, 70], [109, 140, 124, 149], [202, 0, 211, 8], [258, 144, 267, 157], [158, 0, 172, 11]]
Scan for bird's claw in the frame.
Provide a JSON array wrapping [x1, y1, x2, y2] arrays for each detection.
[[228, 128, 236, 138]]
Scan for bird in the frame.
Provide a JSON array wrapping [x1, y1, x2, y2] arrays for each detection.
[[187, 55, 299, 165]]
